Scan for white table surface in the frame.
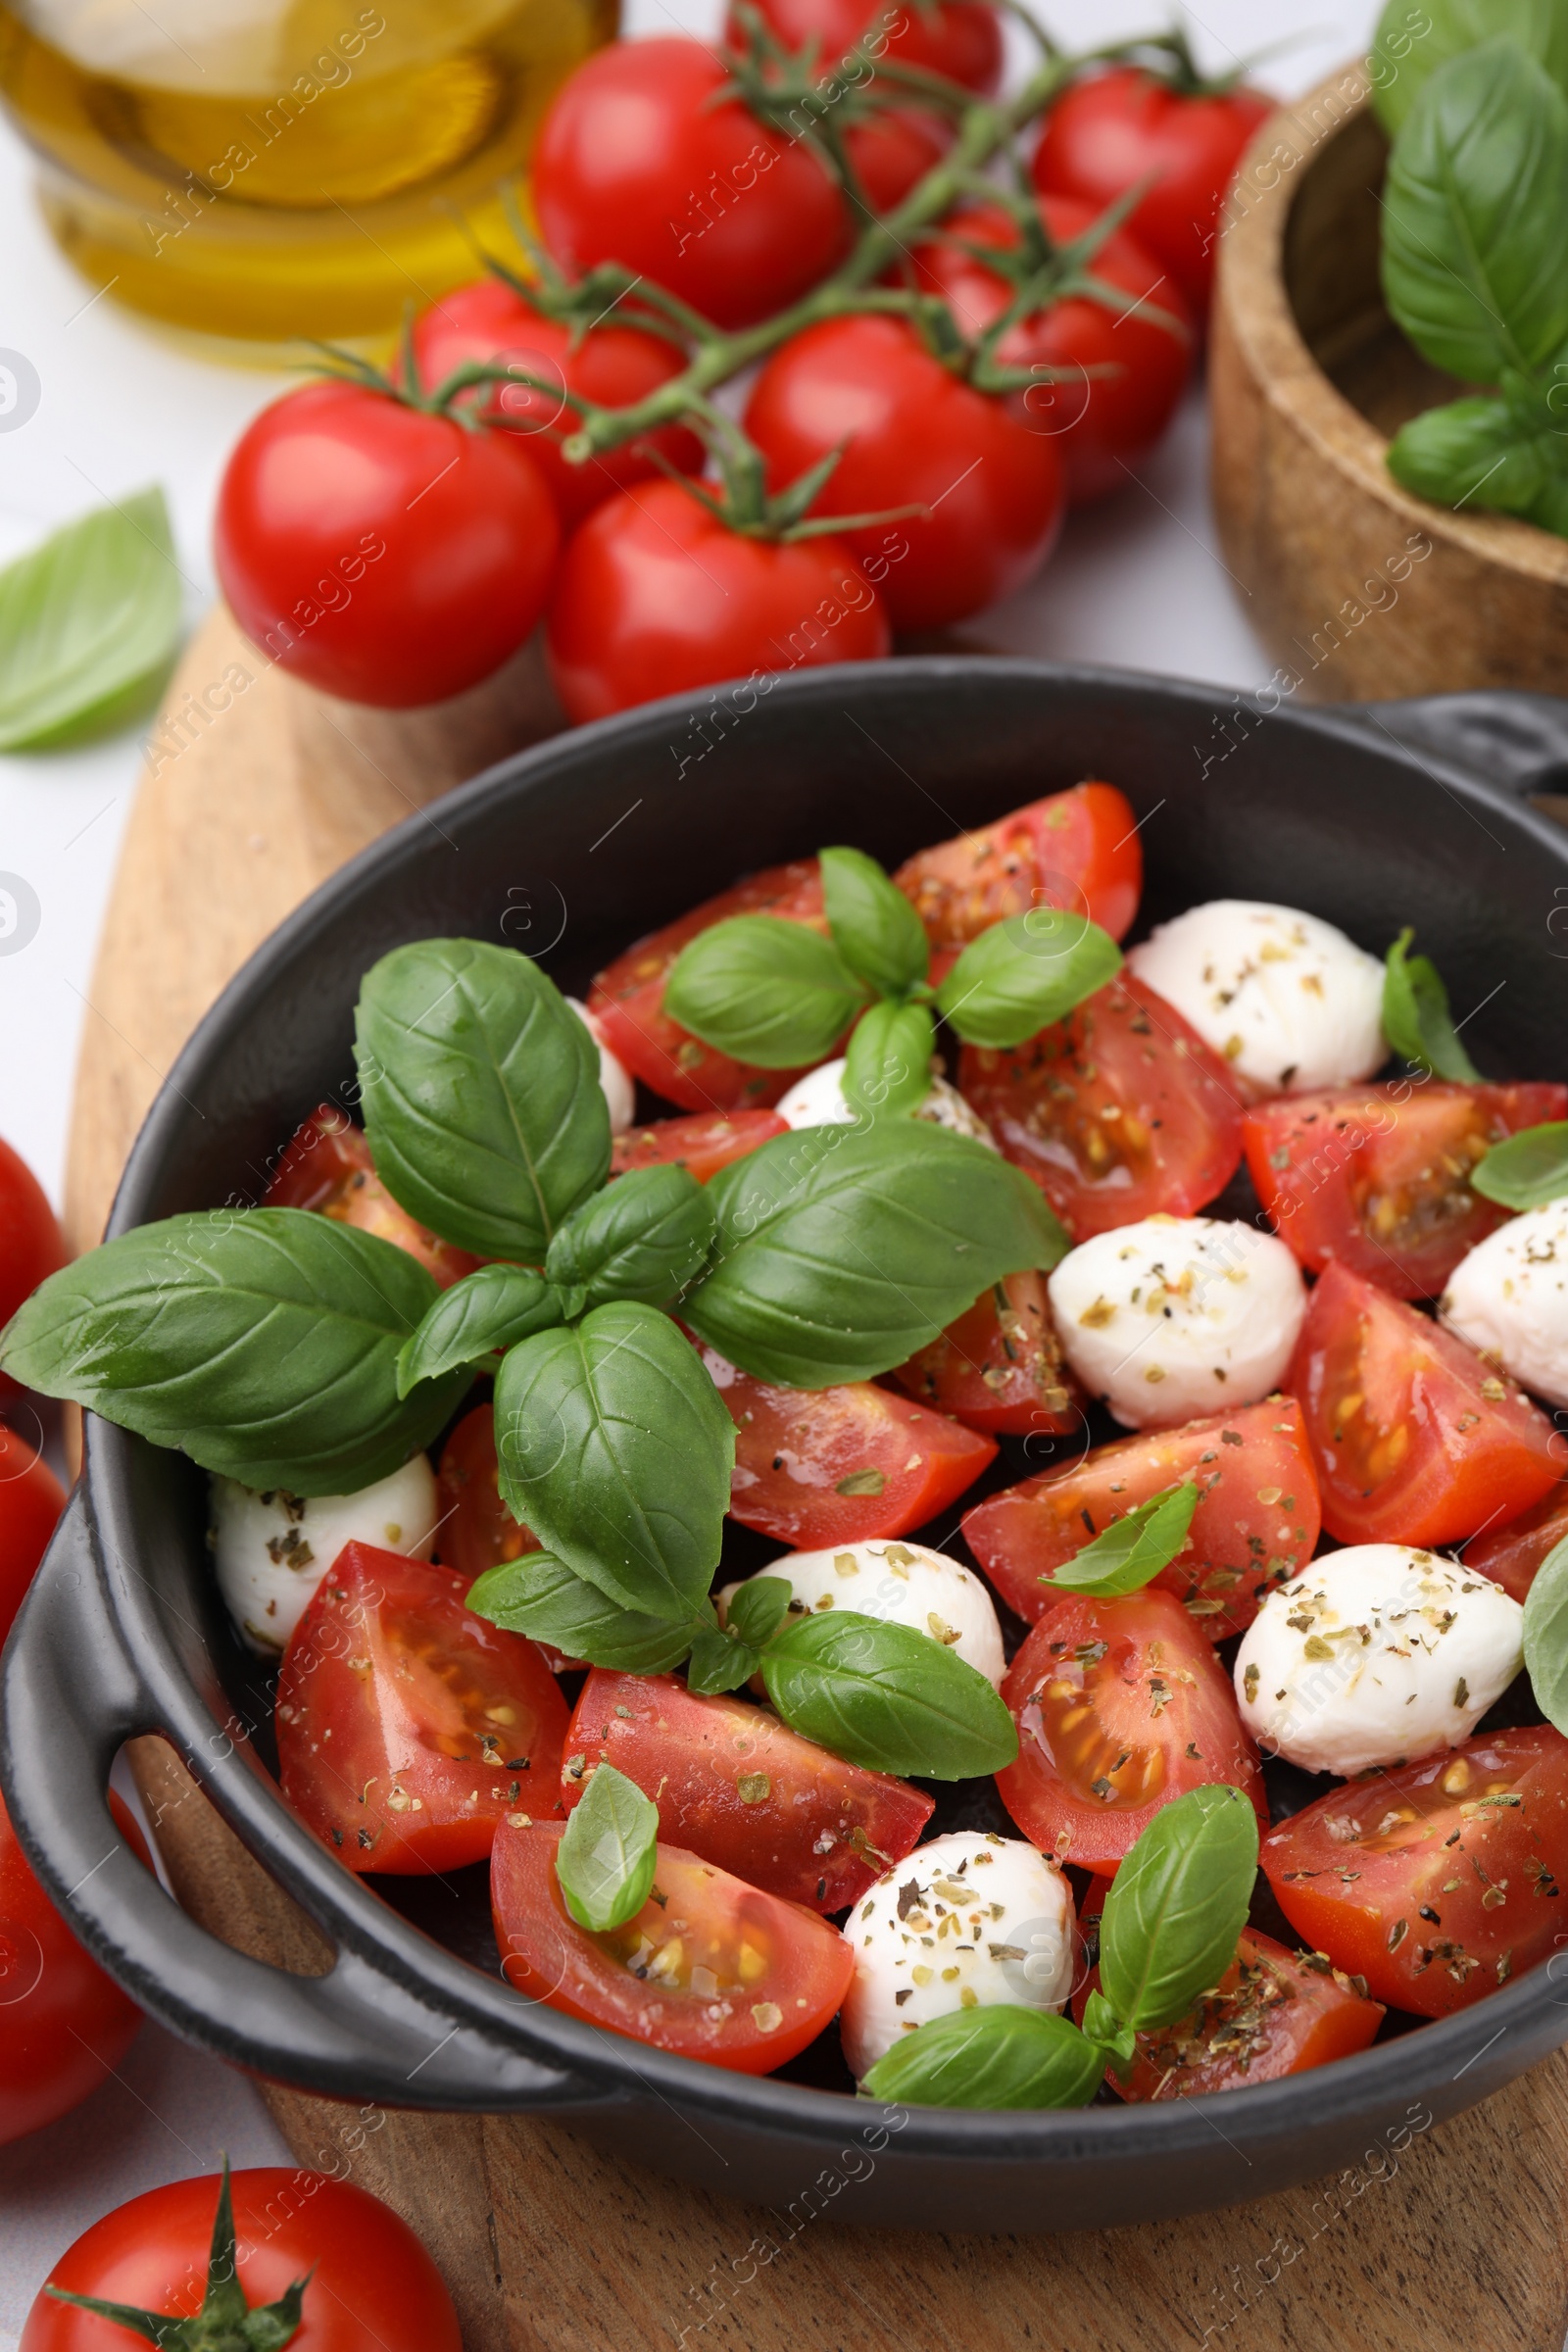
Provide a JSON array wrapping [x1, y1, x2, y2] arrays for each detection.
[[0, 0, 1374, 2332]]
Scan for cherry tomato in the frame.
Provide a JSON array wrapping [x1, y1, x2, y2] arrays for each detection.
[[264, 1103, 478, 1290], [22, 2168, 462, 2351], [744, 314, 1066, 629], [1032, 66, 1274, 316], [705, 1348, 997, 1544], [910, 196, 1194, 503], [1244, 1081, 1568, 1301], [612, 1109, 789, 1184], [888, 1269, 1082, 1437], [215, 379, 559, 709], [1285, 1262, 1561, 1549], [958, 974, 1244, 1240], [731, 0, 1004, 93], [1465, 1487, 1568, 1605], [892, 778, 1142, 950], [533, 40, 848, 332], [276, 1544, 568, 1875], [1262, 1726, 1568, 2017], [491, 1817, 854, 2071], [0, 1426, 66, 1645], [547, 478, 890, 725], [407, 276, 703, 529], [995, 1587, 1266, 1873], [965, 1397, 1321, 1642], [0, 1133, 65, 1406], [433, 1404, 541, 1585], [846, 107, 951, 211], [562, 1670, 933, 1912]]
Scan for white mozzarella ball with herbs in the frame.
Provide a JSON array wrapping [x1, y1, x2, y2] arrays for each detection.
[[211, 1456, 438, 1655], [1047, 1215, 1307, 1429], [1234, 1546, 1523, 1777], [565, 996, 634, 1135], [773, 1056, 996, 1146], [722, 1540, 1005, 1688], [1126, 901, 1386, 1095], [1441, 1202, 1568, 1409], [840, 1832, 1075, 2080]]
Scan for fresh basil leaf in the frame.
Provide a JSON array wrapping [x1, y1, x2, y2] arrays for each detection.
[[0, 487, 182, 751], [686, 1625, 765, 1694], [1045, 1482, 1200, 1599], [858, 2004, 1102, 2109], [685, 1122, 1069, 1388], [819, 845, 931, 999], [842, 1000, 935, 1122], [662, 916, 869, 1067], [1080, 1987, 1136, 2070], [935, 910, 1122, 1051], [396, 1263, 564, 1396], [1524, 1534, 1568, 1737], [1386, 388, 1568, 517], [760, 1610, 1017, 1778], [725, 1574, 794, 1647], [492, 1301, 734, 1616], [467, 1552, 696, 1672], [355, 938, 609, 1261], [545, 1163, 715, 1313], [1381, 40, 1568, 386], [1528, 468, 1568, 537], [556, 1762, 659, 1933], [1370, 0, 1568, 135], [1098, 1785, 1258, 2033], [1383, 928, 1481, 1080], [0, 1208, 466, 1494], [1472, 1119, 1568, 1208]]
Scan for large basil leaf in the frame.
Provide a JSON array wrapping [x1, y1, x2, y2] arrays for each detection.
[[355, 938, 609, 1261], [760, 1611, 1017, 1778], [684, 1122, 1068, 1387], [1387, 387, 1568, 520], [935, 911, 1122, 1050], [662, 916, 869, 1067], [1371, 0, 1568, 135], [545, 1164, 715, 1312], [467, 1552, 697, 1673], [491, 1302, 734, 1616], [859, 2004, 1103, 2109], [1098, 1785, 1258, 2033], [842, 999, 935, 1121], [819, 845, 930, 999], [1045, 1482, 1200, 1600], [1472, 1119, 1568, 1208], [556, 1763, 660, 1933], [1382, 928, 1480, 1081], [396, 1263, 564, 1396], [1523, 1533, 1568, 1739], [0, 1208, 466, 1494]]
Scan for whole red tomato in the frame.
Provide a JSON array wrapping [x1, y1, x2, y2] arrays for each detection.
[[744, 315, 1065, 629], [730, 0, 1004, 93], [1, 1788, 142, 2148], [546, 478, 890, 722], [0, 1134, 64, 1406], [215, 380, 559, 709], [1032, 66, 1273, 316], [0, 1426, 65, 1645], [407, 277, 704, 529], [846, 106, 951, 213], [533, 39, 848, 331]]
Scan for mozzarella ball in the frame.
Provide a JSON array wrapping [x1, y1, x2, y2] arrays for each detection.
[[1048, 1215, 1307, 1429], [1442, 1202, 1568, 1408], [566, 996, 634, 1134], [211, 1456, 438, 1655], [1127, 901, 1386, 1095], [721, 1538, 1005, 1688], [774, 1056, 996, 1146], [1234, 1544, 1523, 1776], [841, 1832, 1075, 2079]]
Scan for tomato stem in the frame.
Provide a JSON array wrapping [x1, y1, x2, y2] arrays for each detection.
[[46, 2161, 312, 2350]]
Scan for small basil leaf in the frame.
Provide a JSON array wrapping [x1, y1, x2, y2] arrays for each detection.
[[685, 1122, 1069, 1388], [544, 1163, 715, 1311], [1080, 1988, 1136, 2071], [1386, 390, 1568, 518], [1472, 1120, 1568, 1209], [662, 915, 870, 1067], [1528, 469, 1568, 537], [842, 1000, 936, 1121], [556, 1762, 659, 1933], [686, 1626, 764, 1695], [355, 938, 610, 1261], [1383, 928, 1481, 1081], [1523, 1532, 1568, 1738], [725, 1574, 794, 1647], [492, 1301, 734, 1617], [1099, 1785, 1258, 2033], [1370, 0, 1568, 136], [935, 910, 1122, 1050], [0, 486, 183, 751], [396, 1264, 564, 1396], [467, 1553, 695, 1672], [0, 1208, 466, 1495], [858, 2005, 1102, 2109], [1044, 1482, 1200, 1600], [760, 1610, 1017, 1779], [819, 845, 931, 999]]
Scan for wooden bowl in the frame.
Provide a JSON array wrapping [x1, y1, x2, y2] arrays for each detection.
[[1210, 61, 1568, 700]]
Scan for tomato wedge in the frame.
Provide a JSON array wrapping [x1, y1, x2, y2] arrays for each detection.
[[886, 1269, 1083, 1437], [957, 975, 1243, 1240], [995, 1588, 1266, 1873], [1285, 1262, 1561, 1548], [963, 1398, 1321, 1642], [704, 1349, 997, 1544], [561, 1670, 933, 1913], [1245, 1080, 1568, 1299], [611, 1109, 788, 1183], [1466, 1487, 1568, 1604], [491, 1818, 853, 2072], [892, 779, 1141, 951], [1262, 1726, 1568, 2016], [276, 1543, 568, 1874], [434, 1404, 541, 1584], [265, 1103, 478, 1289]]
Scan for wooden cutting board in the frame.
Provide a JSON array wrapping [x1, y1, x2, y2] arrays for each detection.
[[75, 607, 1568, 2352]]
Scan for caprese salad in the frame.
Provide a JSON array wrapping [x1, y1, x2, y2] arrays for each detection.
[[11, 779, 1568, 2111]]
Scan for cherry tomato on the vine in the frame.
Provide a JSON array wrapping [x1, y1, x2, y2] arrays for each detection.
[[845, 106, 952, 212], [732, 0, 1004, 94], [0, 1133, 64, 1406]]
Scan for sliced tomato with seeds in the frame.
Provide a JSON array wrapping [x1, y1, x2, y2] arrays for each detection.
[[887, 1268, 1083, 1437], [491, 1818, 853, 2072], [611, 1108, 788, 1183], [892, 779, 1141, 952], [1285, 1262, 1561, 1548], [561, 1670, 933, 1913], [995, 1587, 1266, 1874], [963, 1397, 1321, 1641], [1245, 1080, 1568, 1299], [265, 1103, 479, 1289], [1465, 1487, 1568, 1605]]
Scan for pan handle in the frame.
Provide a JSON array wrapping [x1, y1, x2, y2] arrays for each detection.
[[1339, 691, 1568, 799], [0, 1488, 619, 2114]]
